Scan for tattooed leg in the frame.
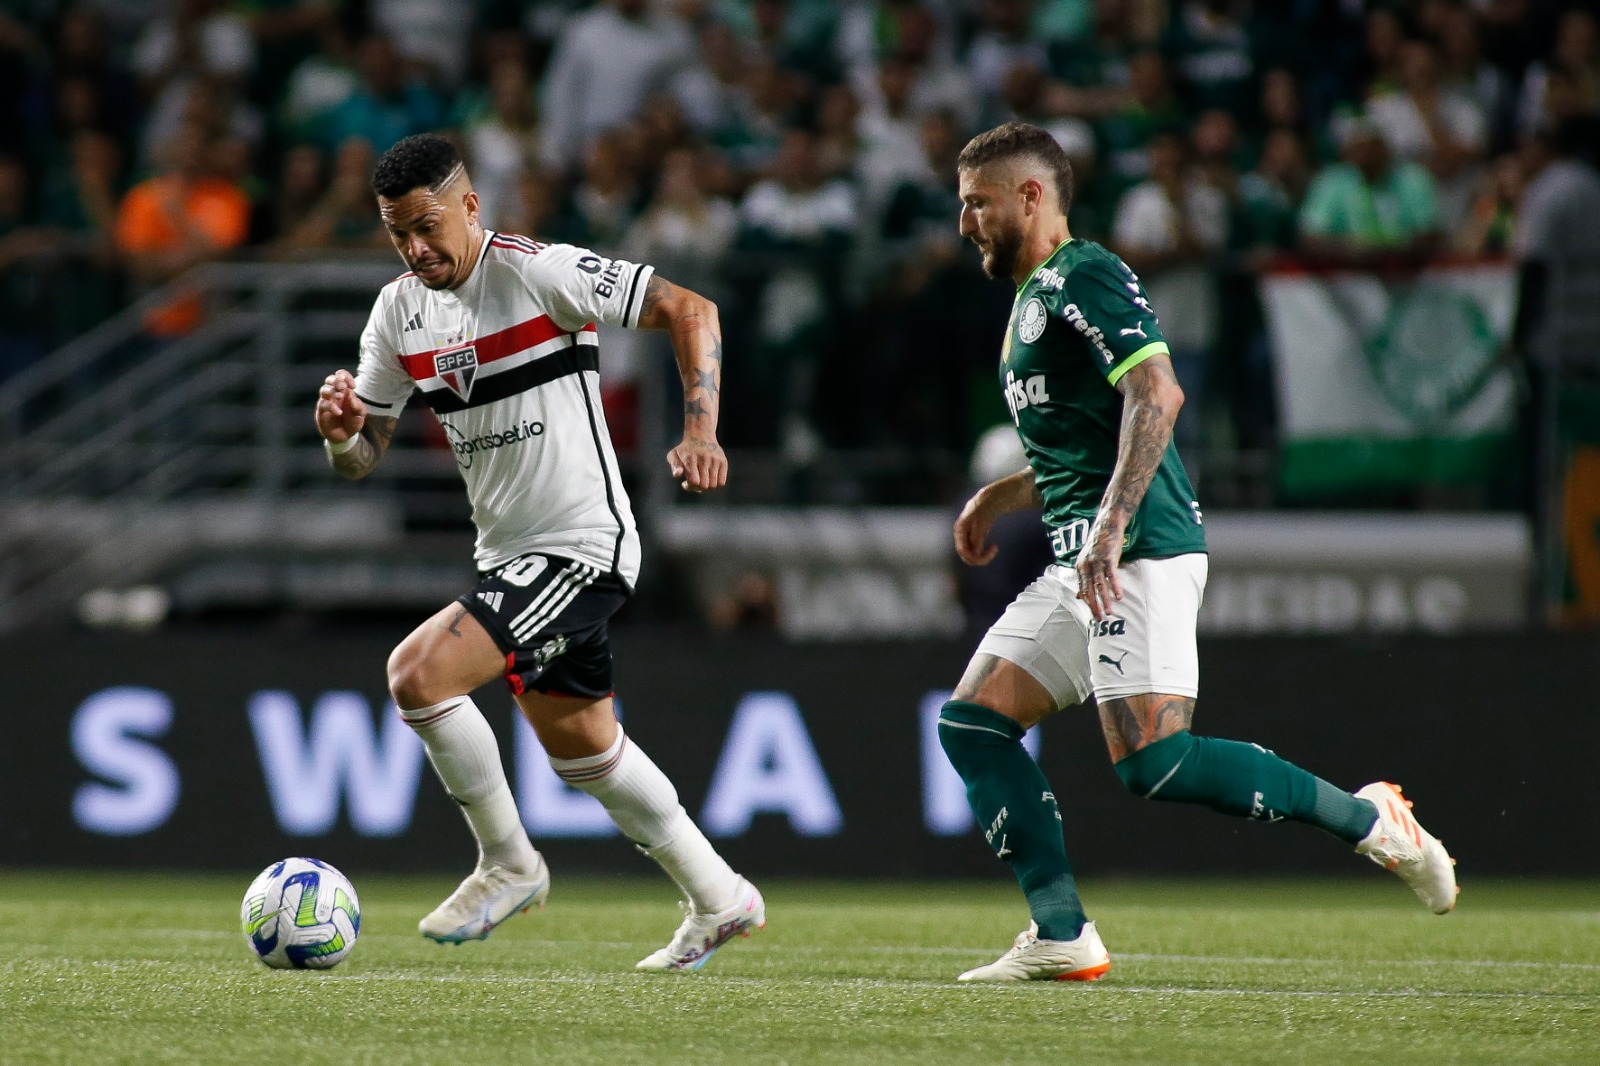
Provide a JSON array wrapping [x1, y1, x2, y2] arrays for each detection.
[[1104, 691, 1379, 842], [1097, 693, 1195, 763]]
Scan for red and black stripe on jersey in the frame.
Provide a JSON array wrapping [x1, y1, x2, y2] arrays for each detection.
[[402, 313, 599, 415]]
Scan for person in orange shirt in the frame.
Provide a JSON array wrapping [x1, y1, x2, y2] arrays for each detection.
[[114, 119, 250, 336]]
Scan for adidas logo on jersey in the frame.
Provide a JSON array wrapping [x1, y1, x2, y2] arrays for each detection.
[[477, 590, 504, 612], [402, 310, 424, 333]]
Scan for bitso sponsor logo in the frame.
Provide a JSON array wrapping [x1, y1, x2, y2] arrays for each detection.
[[443, 419, 545, 469]]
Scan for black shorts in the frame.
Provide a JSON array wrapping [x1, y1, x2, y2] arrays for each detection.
[[457, 553, 631, 700]]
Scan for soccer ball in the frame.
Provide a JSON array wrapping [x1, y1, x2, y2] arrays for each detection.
[[240, 857, 361, 970]]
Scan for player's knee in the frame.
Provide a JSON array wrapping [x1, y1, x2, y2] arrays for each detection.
[[387, 643, 446, 711], [937, 699, 1025, 773], [1113, 730, 1195, 798]]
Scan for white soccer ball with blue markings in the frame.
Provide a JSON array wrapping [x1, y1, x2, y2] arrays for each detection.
[[240, 857, 361, 970]]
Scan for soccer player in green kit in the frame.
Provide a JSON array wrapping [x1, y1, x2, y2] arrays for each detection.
[[941, 123, 1458, 982]]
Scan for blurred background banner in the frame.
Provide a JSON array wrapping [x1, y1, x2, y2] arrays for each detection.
[[3, 629, 1597, 878], [1263, 259, 1517, 500]]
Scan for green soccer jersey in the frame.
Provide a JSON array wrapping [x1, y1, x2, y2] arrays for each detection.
[[999, 238, 1207, 563]]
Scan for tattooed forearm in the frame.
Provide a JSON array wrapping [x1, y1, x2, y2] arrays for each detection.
[[1097, 693, 1195, 762], [1097, 358, 1179, 531], [637, 274, 723, 437], [329, 415, 397, 480]]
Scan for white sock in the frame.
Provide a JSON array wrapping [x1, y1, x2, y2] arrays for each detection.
[[550, 728, 739, 911], [401, 696, 538, 874]]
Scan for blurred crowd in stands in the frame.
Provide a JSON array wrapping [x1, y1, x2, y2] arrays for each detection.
[[3, 0, 1599, 473]]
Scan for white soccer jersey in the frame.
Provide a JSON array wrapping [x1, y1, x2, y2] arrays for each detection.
[[353, 231, 651, 583]]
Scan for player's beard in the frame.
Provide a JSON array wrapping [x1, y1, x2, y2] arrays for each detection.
[[978, 225, 1023, 280]]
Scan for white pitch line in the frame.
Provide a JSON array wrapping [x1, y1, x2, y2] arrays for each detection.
[[110, 928, 1600, 973]]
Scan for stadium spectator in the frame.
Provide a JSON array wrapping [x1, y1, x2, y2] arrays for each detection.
[[1297, 116, 1441, 263], [1238, 128, 1310, 254], [368, 0, 478, 89], [131, 0, 259, 167], [273, 137, 387, 253], [813, 81, 864, 181], [967, 0, 1052, 113], [319, 34, 443, 154], [275, 16, 360, 145], [1049, 0, 1149, 120], [1112, 131, 1228, 452], [457, 54, 540, 229], [500, 167, 563, 239], [113, 119, 250, 337], [1435, 2, 1514, 153], [537, 0, 692, 173], [1365, 37, 1487, 228], [623, 148, 738, 298], [1360, 5, 1409, 101], [731, 128, 857, 448], [847, 2, 976, 132], [1161, 0, 1264, 116], [856, 53, 933, 210], [261, 142, 325, 247], [670, 20, 753, 141], [1515, 8, 1600, 141], [1508, 120, 1600, 530], [1097, 49, 1186, 197], [1454, 152, 1522, 254], [561, 128, 645, 250]]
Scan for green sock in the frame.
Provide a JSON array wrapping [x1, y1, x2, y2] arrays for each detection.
[[1113, 730, 1379, 845], [937, 700, 1086, 941]]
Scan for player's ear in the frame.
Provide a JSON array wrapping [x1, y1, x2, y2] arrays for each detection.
[[1019, 176, 1044, 216], [462, 188, 480, 226]]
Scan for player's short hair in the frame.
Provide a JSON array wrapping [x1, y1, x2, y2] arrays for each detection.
[[371, 133, 464, 199], [957, 122, 1074, 214]]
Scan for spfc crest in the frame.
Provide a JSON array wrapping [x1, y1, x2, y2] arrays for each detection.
[[434, 345, 478, 401]]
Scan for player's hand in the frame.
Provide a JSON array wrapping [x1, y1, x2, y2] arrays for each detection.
[[316, 369, 367, 443], [953, 490, 1000, 567], [668, 437, 727, 493], [1075, 520, 1125, 621]]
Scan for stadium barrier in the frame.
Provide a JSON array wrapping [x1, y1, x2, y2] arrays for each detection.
[[2, 629, 1595, 877]]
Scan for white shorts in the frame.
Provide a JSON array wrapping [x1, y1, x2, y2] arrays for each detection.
[[975, 553, 1208, 709]]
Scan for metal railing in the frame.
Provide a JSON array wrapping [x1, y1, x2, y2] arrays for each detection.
[[0, 257, 450, 631]]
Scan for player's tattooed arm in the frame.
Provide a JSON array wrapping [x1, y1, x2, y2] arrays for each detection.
[[328, 416, 397, 480], [317, 369, 397, 480], [637, 272, 729, 492], [953, 465, 1040, 566], [1097, 693, 1195, 763], [1076, 353, 1184, 619]]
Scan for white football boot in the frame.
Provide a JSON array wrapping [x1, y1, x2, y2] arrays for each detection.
[[635, 876, 766, 972], [419, 854, 551, 943], [1355, 781, 1459, 914], [957, 920, 1112, 983]]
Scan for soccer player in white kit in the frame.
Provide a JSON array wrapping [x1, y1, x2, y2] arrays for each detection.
[[313, 134, 763, 971]]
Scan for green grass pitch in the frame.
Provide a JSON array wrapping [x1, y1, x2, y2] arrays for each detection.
[[2, 872, 1595, 1065]]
